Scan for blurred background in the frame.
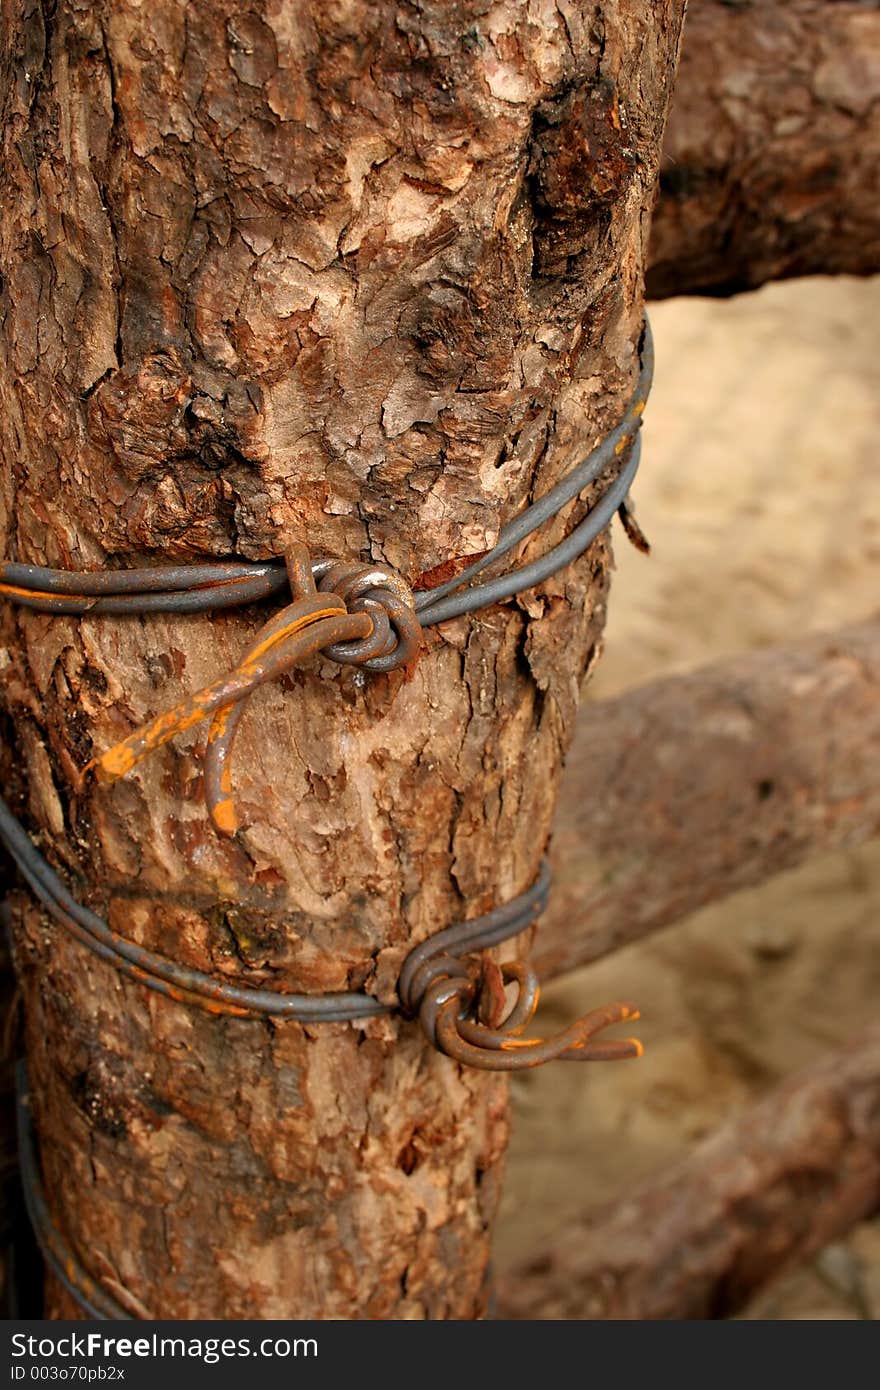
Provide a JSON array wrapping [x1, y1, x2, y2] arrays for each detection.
[[497, 276, 880, 1319]]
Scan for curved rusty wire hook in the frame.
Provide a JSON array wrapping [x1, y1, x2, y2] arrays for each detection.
[[398, 865, 641, 1071], [86, 544, 424, 835], [201, 606, 370, 836], [416, 961, 641, 1072]]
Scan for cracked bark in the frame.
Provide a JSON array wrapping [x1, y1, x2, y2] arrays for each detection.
[[648, 0, 880, 298], [0, 906, 18, 1315], [0, 2, 684, 1318]]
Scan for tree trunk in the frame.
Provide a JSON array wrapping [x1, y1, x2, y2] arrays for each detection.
[[648, 0, 880, 299], [536, 617, 880, 983], [0, 2, 684, 1319], [0, 906, 20, 1314], [498, 1023, 880, 1321]]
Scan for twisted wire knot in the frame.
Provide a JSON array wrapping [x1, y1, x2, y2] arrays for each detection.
[[314, 558, 422, 672], [87, 544, 422, 836], [404, 955, 641, 1071], [397, 862, 642, 1071]]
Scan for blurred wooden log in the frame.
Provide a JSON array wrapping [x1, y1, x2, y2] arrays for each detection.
[[497, 1023, 880, 1320], [535, 617, 880, 982], [648, 0, 880, 298]]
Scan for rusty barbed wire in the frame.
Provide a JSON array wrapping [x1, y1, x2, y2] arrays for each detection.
[[200, 552, 423, 835], [0, 545, 422, 836], [398, 861, 642, 1070], [79, 544, 422, 837]]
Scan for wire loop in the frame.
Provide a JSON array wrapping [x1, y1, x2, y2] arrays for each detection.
[[315, 559, 422, 671], [1, 818, 642, 1072], [75, 544, 423, 835], [402, 891, 642, 1071], [0, 324, 653, 1071]]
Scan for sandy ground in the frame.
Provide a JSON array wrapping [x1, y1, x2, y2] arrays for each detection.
[[495, 277, 880, 1319]]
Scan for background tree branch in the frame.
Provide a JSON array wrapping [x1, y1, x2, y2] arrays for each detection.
[[497, 1022, 880, 1320], [534, 616, 880, 982], [648, 0, 880, 299]]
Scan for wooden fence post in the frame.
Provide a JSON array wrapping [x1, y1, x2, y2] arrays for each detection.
[[0, 2, 684, 1318]]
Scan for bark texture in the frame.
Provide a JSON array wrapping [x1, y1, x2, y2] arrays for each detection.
[[648, 0, 880, 299], [498, 1023, 880, 1320], [535, 617, 880, 982], [0, 908, 19, 1314], [0, 3, 684, 1318]]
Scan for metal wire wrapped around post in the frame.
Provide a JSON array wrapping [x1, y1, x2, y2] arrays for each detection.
[[2, 322, 653, 1316], [0, 319, 651, 623], [15, 1064, 131, 1321], [0, 322, 650, 834], [0, 315, 651, 1051], [7, 842, 641, 1318], [1, 806, 641, 1062]]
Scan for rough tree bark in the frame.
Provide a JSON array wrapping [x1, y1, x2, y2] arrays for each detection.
[[0, 904, 18, 1315], [535, 617, 880, 982], [0, 3, 684, 1318], [648, 0, 880, 298], [498, 1023, 880, 1320]]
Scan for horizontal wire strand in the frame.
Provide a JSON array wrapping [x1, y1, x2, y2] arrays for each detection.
[[1, 320, 651, 627]]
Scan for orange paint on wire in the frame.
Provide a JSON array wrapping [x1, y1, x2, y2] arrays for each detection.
[[86, 595, 352, 784], [0, 318, 656, 1073], [79, 547, 421, 835]]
